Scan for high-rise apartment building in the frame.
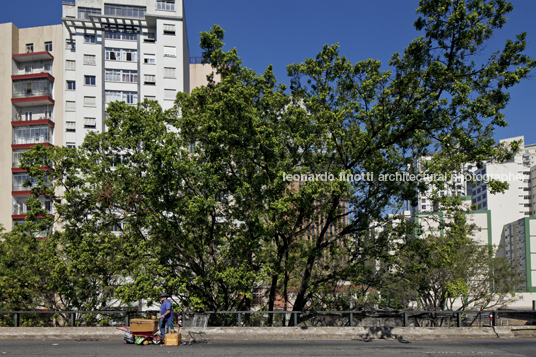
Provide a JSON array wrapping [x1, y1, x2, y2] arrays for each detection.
[[471, 136, 536, 251], [0, 0, 193, 231], [61, 0, 189, 147], [0, 23, 64, 232]]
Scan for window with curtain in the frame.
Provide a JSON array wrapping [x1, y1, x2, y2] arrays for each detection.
[[83, 54, 96, 65], [164, 67, 176, 78], [163, 46, 176, 57]]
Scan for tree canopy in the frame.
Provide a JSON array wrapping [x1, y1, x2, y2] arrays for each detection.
[[2, 0, 534, 321]]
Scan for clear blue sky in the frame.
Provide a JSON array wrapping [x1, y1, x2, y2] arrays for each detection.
[[2, 0, 535, 144]]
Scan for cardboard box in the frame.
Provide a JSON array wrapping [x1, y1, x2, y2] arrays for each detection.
[[129, 319, 158, 333], [165, 332, 181, 346]]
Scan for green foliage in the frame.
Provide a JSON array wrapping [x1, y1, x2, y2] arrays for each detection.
[[390, 212, 524, 310], [1, 0, 533, 317]]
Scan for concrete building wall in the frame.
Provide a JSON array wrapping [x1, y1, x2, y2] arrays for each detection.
[[190, 63, 220, 90], [0, 23, 63, 231], [0, 23, 17, 231], [474, 161, 527, 256]]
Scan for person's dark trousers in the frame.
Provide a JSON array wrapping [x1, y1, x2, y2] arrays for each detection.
[[160, 318, 174, 339]]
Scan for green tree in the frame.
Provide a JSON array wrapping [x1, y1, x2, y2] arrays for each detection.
[[9, 0, 534, 322], [176, 0, 534, 318], [391, 212, 523, 311]]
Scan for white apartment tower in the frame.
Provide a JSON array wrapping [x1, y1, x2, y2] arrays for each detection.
[[471, 136, 536, 251], [61, 0, 189, 147]]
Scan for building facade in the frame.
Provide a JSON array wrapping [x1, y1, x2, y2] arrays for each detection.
[[61, 0, 189, 147], [0, 0, 195, 231], [0, 23, 64, 231]]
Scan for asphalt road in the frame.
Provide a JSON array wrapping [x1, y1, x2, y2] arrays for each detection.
[[0, 338, 535, 356]]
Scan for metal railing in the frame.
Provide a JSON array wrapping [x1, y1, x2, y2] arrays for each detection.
[[2, 310, 535, 328], [190, 56, 204, 64]]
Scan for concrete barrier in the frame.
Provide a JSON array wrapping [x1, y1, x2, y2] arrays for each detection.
[[1, 326, 535, 341]]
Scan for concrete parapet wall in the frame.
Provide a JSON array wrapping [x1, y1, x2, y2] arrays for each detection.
[[1, 326, 536, 340]]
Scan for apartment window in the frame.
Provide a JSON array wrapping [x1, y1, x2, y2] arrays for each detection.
[[144, 95, 156, 100], [44, 64, 51, 73], [157, 0, 175, 11], [78, 7, 101, 19], [12, 150, 29, 168], [143, 54, 156, 64], [105, 69, 137, 83], [66, 39, 76, 52], [422, 205, 426, 210], [66, 101, 76, 111], [85, 76, 96, 86], [66, 121, 76, 132], [26, 43, 33, 53], [67, 81, 76, 90], [122, 92, 138, 104], [104, 30, 137, 41], [144, 32, 156, 42], [188, 142, 196, 153], [84, 35, 96, 44], [25, 111, 32, 121], [105, 4, 146, 18], [45, 41, 52, 52], [25, 66, 32, 74], [83, 54, 96, 65], [163, 24, 176, 35], [105, 91, 138, 105], [84, 96, 96, 107], [45, 201, 52, 213], [144, 74, 156, 85], [163, 46, 176, 57], [164, 67, 176, 78], [164, 89, 176, 100], [105, 48, 137, 62], [66, 142, 76, 149], [66, 60, 76, 70], [84, 117, 96, 129]]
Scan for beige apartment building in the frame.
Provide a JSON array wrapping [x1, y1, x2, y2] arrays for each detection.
[[0, 23, 63, 232]]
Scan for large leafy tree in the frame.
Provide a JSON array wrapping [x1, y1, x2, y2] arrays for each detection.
[[5, 0, 534, 321], [176, 0, 534, 316]]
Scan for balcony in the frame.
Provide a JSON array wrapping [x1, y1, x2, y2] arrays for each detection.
[[12, 78, 54, 107], [12, 118, 55, 128], [12, 173, 38, 193], [12, 72, 54, 82], [13, 199, 53, 216], [12, 173, 51, 195], [12, 51, 54, 63], [12, 126, 53, 150]]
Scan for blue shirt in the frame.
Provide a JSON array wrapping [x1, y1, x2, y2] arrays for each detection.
[[160, 299, 173, 322]]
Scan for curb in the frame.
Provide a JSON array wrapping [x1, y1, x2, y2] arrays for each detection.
[[1, 326, 535, 341]]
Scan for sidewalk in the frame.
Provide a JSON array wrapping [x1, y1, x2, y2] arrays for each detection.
[[1, 326, 536, 340]]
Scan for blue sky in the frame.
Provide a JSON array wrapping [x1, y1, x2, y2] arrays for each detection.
[[2, 0, 535, 144]]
